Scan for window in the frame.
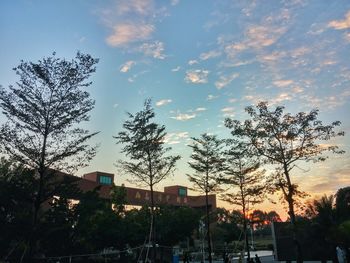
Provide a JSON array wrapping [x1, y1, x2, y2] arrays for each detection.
[[99, 175, 112, 185], [178, 187, 187, 197]]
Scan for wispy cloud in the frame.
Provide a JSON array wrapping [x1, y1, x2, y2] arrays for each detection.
[[270, 93, 293, 104], [139, 41, 166, 59], [188, 60, 199, 65], [344, 32, 350, 42], [171, 66, 181, 72], [207, 94, 219, 101], [292, 86, 304, 93], [273, 79, 294, 88], [185, 69, 209, 84], [215, 73, 239, 89], [120, 60, 135, 73], [106, 23, 154, 47], [171, 0, 180, 6], [117, 0, 154, 16], [200, 50, 221, 60], [245, 25, 287, 48], [156, 99, 172, 107], [102, 0, 168, 52], [164, 131, 189, 145], [221, 107, 235, 117], [328, 11, 350, 30], [195, 107, 206, 112], [171, 113, 196, 121]]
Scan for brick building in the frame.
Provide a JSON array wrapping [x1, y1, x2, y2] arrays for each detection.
[[62, 171, 216, 210]]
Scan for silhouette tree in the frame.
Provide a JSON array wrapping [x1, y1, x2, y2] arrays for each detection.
[[336, 187, 350, 222], [225, 101, 344, 262], [114, 99, 180, 261], [220, 138, 265, 261], [187, 133, 224, 263], [0, 52, 99, 259]]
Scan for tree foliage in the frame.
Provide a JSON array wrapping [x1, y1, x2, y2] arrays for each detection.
[[187, 133, 224, 263], [114, 99, 180, 192], [221, 138, 265, 213], [0, 52, 99, 172], [0, 52, 99, 259], [188, 133, 224, 194], [220, 138, 266, 261], [114, 99, 180, 261], [225, 101, 344, 262]]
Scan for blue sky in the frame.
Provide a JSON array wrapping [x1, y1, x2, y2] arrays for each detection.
[[1, 0, 350, 215]]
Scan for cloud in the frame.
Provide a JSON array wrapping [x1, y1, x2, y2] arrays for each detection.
[[156, 99, 172, 107], [195, 107, 206, 112], [215, 73, 239, 89], [164, 131, 189, 145], [117, 0, 154, 16], [259, 51, 287, 62], [290, 47, 310, 58], [139, 41, 166, 59], [307, 165, 350, 194], [188, 60, 199, 65], [120, 60, 135, 73], [207, 94, 219, 101], [221, 107, 235, 117], [271, 93, 292, 104], [171, 113, 196, 121], [321, 60, 337, 66], [344, 32, 350, 43], [273, 79, 294, 88], [171, 0, 180, 6], [106, 23, 154, 47], [245, 25, 287, 48], [199, 50, 221, 60], [185, 69, 209, 84], [292, 86, 304, 93], [102, 0, 168, 49], [328, 11, 350, 30], [224, 43, 247, 58], [171, 66, 181, 72], [113, 103, 119, 108]]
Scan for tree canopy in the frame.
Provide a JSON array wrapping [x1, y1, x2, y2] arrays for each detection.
[[187, 133, 225, 263], [0, 52, 99, 172], [225, 101, 344, 262], [0, 52, 99, 260]]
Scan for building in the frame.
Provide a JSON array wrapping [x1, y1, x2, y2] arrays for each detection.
[[63, 171, 216, 210]]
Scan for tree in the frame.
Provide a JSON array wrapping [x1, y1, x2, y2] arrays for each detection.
[[187, 133, 224, 263], [156, 206, 201, 246], [266, 210, 282, 224], [220, 138, 265, 261], [0, 52, 99, 259], [0, 158, 34, 261], [114, 99, 180, 261], [225, 101, 344, 262], [212, 208, 241, 245], [335, 187, 350, 222]]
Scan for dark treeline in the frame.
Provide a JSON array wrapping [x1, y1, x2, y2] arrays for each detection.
[[0, 160, 201, 261]]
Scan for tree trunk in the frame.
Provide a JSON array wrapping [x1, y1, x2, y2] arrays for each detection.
[[205, 190, 212, 263], [287, 196, 302, 263], [150, 184, 157, 262], [283, 163, 302, 263], [243, 205, 250, 263], [29, 132, 48, 261]]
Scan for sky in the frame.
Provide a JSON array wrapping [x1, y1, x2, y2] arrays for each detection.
[[1, 0, 350, 218]]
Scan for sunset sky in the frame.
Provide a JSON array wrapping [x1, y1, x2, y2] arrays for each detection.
[[1, 0, 350, 217]]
